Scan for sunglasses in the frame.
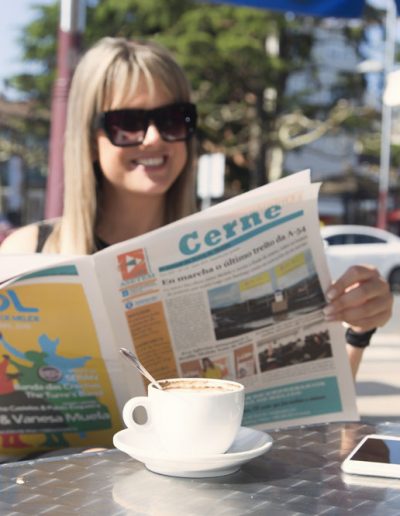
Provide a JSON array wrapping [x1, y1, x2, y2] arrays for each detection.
[[97, 102, 197, 147]]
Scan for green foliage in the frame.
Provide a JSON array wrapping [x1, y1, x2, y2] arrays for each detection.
[[6, 0, 389, 189], [8, 4, 59, 102], [391, 143, 400, 168], [157, 7, 282, 95], [84, 0, 194, 40], [9, 0, 302, 185]]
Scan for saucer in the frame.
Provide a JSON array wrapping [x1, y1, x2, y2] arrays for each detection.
[[113, 426, 273, 478]]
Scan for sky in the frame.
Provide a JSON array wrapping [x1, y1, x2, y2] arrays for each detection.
[[0, 0, 54, 97]]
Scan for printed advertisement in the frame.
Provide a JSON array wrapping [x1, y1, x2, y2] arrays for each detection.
[[0, 265, 122, 458]]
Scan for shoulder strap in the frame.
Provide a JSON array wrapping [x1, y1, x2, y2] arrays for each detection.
[[36, 222, 54, 253]]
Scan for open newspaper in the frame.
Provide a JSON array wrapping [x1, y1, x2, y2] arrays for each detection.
[[0, 170, 358, 458]]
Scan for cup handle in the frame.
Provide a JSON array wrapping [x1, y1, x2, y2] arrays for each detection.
[[122, 396, 152, 430]]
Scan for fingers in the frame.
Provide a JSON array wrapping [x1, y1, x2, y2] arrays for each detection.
[[323, 265, 393, 332], [326, 265, 380, 300]]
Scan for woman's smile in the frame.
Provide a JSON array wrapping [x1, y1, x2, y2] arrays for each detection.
[[132, 156, 167, 168]]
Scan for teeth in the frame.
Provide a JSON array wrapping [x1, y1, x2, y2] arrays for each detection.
[[136, 157, 164, 166]]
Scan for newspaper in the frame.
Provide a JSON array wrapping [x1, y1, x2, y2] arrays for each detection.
[[0, 170, 359, 458]]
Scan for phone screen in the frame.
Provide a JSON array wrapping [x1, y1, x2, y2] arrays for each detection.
[[351, 437, 400, 464]]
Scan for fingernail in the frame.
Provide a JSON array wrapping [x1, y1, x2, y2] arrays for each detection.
[[326, 289, 337, 301], [323, 305, 334, 316]]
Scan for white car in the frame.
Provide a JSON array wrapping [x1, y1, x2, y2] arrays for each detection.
[[321, 224, 400, 293]]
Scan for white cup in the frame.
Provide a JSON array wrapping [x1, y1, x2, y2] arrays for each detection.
[[122, 377, 245, 457]]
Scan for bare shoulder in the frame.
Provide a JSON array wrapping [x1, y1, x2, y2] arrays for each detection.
[[0, 224, 39, 253]]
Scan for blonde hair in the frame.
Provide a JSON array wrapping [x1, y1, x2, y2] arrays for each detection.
[[45, 37, 197, 254]]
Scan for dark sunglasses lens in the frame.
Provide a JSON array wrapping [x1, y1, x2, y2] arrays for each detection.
[[156, 104, 196, 142], [104, 110, 147, 146], [102, 103, 196, 146]]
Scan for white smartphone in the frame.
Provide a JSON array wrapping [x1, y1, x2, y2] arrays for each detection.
[[341, 434, 400, 479]]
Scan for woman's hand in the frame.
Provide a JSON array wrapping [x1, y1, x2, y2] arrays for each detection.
[[323, 265, 393, 332], [323, 265, 393, 378]]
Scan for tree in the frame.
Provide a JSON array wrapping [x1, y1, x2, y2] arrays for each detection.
[[7, 0, 385, 193]]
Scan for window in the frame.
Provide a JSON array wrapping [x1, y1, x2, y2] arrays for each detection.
[[352, 235, 386, 244], [325, 235, 346, 245], [326, 234, 386, 245]]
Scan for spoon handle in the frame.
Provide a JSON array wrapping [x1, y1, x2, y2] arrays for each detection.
[[120, 347, 163, 389]]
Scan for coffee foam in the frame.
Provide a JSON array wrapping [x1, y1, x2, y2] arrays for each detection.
[[159, 380, 241, 392]]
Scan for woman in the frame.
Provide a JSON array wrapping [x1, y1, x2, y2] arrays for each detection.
[[1, 37, 196, 254], [0, 37, 392, 377], [201, 357, 223, 379]]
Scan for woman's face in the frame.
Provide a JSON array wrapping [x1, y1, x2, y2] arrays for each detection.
[[95, 77, 188, 198]]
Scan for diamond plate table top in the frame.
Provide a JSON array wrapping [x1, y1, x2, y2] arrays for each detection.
[[1, 421, 400, 516]]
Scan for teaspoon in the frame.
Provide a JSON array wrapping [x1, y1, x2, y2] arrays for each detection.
[[119, 347, 163, 389]]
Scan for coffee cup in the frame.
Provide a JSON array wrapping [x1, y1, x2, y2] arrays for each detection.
[[122, 377, 245, 457]]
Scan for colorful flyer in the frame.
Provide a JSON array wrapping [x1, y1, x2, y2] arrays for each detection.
[[0, 266, 122, 457]]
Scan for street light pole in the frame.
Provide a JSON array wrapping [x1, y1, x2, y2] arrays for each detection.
[[44, 0, 86, 219], [377, 0, 397, 230]]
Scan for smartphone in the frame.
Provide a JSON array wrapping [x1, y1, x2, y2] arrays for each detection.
[[342, 472, 400, 489], [341, 434, 400, 479]]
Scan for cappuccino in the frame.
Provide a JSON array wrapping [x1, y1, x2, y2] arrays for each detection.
[[160, 379, 240, 393], [122, 377, 245, 456]]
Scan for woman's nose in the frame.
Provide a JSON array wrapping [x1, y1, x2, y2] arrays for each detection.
[[141, 122, 162, 145]]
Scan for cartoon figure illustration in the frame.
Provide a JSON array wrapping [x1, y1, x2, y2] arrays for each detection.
[[37, 334, 92, 390], [0, 333, 112, 449], [3, 348, 69, 448], [36, 334, 92, 440], [0, 355, 30, 449]]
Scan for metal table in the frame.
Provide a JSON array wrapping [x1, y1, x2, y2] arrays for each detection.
[[1, 421, 400, 515]]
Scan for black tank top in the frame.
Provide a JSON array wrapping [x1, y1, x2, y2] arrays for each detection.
[[35, 222, 109, 252], [35, 223, 54, 252]]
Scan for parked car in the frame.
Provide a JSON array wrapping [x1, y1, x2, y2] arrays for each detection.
[[321, 224, 400, 293]]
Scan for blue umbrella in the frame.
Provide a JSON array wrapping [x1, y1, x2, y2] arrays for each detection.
[[208, 0, 399, 18]]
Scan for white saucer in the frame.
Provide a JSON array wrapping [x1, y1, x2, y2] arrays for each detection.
[[113, 426, 273, 478]]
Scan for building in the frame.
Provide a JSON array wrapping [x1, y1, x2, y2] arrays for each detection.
[[0, 95, 48, 231], [283, 20, 394, 226]]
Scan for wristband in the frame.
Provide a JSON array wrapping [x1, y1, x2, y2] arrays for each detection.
[[345, 327, 376, 348]]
